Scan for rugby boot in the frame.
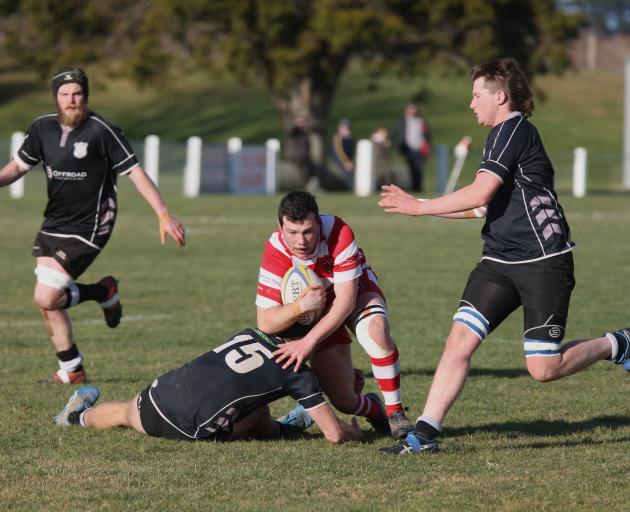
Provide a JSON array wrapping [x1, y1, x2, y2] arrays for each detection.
[[387, 410, 414, 440], [607, 327, 630, 370], [277, 404, 314, 430], [379, 430, 440, 455], [52, 367, 87, 384], [99, 276, 122, 328], [365, 392, 391, 437], [53, 386, 100, 426]]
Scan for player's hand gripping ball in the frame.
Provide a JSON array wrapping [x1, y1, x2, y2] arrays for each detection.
[[281, 266, 323, 326]]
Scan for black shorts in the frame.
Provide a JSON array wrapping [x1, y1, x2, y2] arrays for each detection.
[[457, 252, 575, 341], [137, 385, 228, 442], [32, 231, 102, 280]]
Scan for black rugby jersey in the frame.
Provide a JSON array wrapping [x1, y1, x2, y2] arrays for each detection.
[[477, 112, 575, 263], [148, 328, 325, 440], [14, 112, 139, 248]]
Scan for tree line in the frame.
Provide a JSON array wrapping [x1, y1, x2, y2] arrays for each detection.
[[1, 0, 583, 168]]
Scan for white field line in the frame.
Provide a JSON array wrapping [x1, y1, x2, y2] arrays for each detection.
[[0, 313, 170, 328]]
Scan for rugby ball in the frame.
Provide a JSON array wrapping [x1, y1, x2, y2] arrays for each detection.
[[281, 265, 322, 326]]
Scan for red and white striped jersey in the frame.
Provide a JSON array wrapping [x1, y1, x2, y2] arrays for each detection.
[[256, 215, 368, 309]]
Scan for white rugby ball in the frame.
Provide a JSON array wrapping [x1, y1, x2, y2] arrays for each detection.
[[281, 265, 322, 326]]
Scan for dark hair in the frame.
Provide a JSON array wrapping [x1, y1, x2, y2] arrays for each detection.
[[51, 67, 89, 101], [278, 190, 319, 225], [470, 58, 533, 117]]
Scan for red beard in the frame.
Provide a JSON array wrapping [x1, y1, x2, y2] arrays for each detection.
[[56, 103, 88, 127]]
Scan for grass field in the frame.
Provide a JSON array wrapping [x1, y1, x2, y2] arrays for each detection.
[[0, 173, 629, 511]]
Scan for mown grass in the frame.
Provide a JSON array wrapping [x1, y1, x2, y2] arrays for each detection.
[[0, 173, 628, 511]]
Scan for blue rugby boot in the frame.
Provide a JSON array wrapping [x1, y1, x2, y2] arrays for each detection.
[[379, 431, 440, 455], [53, 386, 100, 426], [277, 404, 314, 430]]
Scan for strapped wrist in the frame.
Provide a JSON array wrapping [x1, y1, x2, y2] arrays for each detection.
[[290, 301, 302, 317]]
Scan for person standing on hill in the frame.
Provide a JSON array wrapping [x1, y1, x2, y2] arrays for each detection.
[[0, 67, 186, 384], [379, 57, 629, 455]]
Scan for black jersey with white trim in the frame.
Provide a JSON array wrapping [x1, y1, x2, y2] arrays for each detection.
[[477, 112, 575, 263], [14, 112, 139, 245], [148, 328, 325, 440]]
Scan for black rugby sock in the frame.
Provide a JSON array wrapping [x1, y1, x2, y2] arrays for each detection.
[[62, 283, 107, 308], [414, 420, 440, 440]]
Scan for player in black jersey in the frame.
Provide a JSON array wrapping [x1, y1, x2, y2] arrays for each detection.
[[0, 67, 186, 384], [378, 58, 630, 455], [53, 327, 361, 443]]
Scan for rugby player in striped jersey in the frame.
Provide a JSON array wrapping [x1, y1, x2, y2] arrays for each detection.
[[256, 190, 413, 440], [0, 67, 185, 384], [379, 58, 629, 455]]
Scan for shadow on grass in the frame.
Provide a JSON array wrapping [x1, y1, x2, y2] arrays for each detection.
[[366, 367, 530, 379], [448, 414, 629, 439]]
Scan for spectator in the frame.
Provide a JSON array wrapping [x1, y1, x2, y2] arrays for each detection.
[[286, 116, 318, 191], [330, 118, 354, 189], [371, 126, 395, 189], [393, 104, 431, 192]]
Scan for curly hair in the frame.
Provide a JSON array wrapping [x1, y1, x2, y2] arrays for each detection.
[[470, 58, 534, 117], [277, 190, 319, 225]]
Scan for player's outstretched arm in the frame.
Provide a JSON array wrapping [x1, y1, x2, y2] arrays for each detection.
[[128, 166, 186, 246], [309, 404, 362, 443], [378, 173, 499, 218], [0, 160, 27, 188]]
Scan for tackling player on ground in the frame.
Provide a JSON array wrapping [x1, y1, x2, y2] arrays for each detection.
[[255, 190, 413, 439], [378, 57, 630, 454], [0, 67, 185, 384], [53, 327, 361, 444]]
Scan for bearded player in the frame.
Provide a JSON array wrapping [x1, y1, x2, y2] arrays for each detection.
[[255, 190, 413, 439], [0, 67, 185, 384]]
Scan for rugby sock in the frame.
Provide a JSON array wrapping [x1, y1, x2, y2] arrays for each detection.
[[62, 282, 108, 309], [607, 330, 629, 363], [415, 415, 442, 440], [369, 347, 403, 416], [78, 409, 91, 427], [353, 394, 385, 420], [56, 344, 84, 372]]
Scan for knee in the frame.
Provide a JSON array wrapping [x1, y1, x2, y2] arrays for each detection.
[[328, 394, 358, 415], [33, 287, 64, 310], [527, 360, 559, 382], [443, 327, 480, 362]]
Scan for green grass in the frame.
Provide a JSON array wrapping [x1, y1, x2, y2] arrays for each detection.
[[0, 175, 629, 511]]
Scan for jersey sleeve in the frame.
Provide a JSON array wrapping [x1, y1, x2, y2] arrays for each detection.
[[14, 124, 42, 172], [328, 217, 362, 283], [256, 235, 291, 308], [101, 121, 140, 176], [477, 117, 526, 183], [283, 367, 326, 411]]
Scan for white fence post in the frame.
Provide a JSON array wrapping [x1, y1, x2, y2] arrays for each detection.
[[183, 136, 202, 197], [624, 57, 630, 190], [144, 135, 160, 186], [10, 131, 25, 199], [354, 139, 373, 197], [227, 137, 242, 193], [572, 147, 588, 198], [265, 138, 280, 194]]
